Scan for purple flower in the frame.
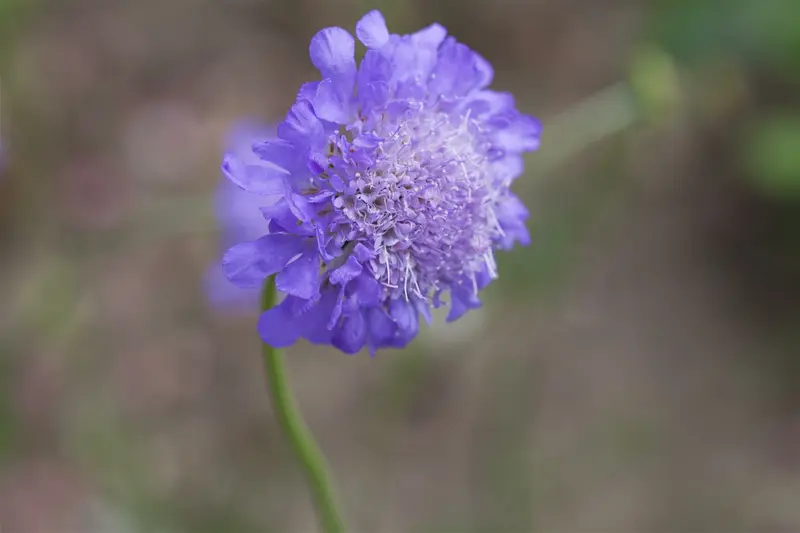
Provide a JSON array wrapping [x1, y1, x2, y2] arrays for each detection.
[[219, 10, 541, 354], [206, 123, 280, 310]]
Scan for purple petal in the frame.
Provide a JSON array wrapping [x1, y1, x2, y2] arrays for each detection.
[[221, 154, 288, 195], [309, 27, 356, 80], [475, 265, 494, 290], [356, 10, 389, 49], [473, 53, 494, 89], [222, 234, 305, 288], [302, 290, 338, 344], [316, 225, 336, 262], [278, 100, 325, 148], [276, 250, 320, 299], [386, 24, 446, 88], [332, 311, 367, 354], [352, 275, 381, 307], [491, 155, 525, 183], [353, 243, 374, 262], [307, 153, 327, 176], [287, 192, 317, 223], [329, 256, 362, 285], [489, 112, 542, 153], [307, 190, 334, 203], [447, 283, 482, 322], [259, 199, 297, 233], [496, 193, 530, 248], [389, 298, 419, 339], [327, 288, 346, 330], [312, 79, 352, 124], [329, 174, 346, 192], [415, 299, 433, 325], [258, 299, 302, 347], [366, 307, 397, 354], [430, 38, 493, 98], [252, 139, 298, 170], [461, 90, 515, 118], [357, 51, 391, 111], [352, 132, 383, 150], [296, 81, 320, 102], [411, 22, 447, 48]]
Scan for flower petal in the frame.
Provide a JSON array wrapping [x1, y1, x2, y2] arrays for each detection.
[[302, 289, 338, 343], [222, 234, 305, 288], [309, 27, 356, 80], [312, 78, 352, 124], [252, 139, 298, 170], [352, 275, 381, 307], [415, 299, 433, 325], [221, 155, 288, 195], [316, 225, 337, 262], [258, 299, 302, 347], [412, 22, 447, 48], [327, 287, 346, 330], [353, 243, 374, 263], [286, 192, 317, 223], [496, 193, 530, 248], [259, 199, 297, 233], [356, 10, 390, 49], [447, 283, 482, 322], [430, 38, 493, 98], [490, 155, 525, 183], [460, 90, 515, 118], [296, 81, 320, 102], [389, 298, 419, 339], [278, 100, 325, 148], [366, 307, 397, 354], [332, 311, 367, 354], [329, 255, 362, 285], [276, 250, 320, 299], [488, 111, 542, 153], [357, 50, 392, 111]]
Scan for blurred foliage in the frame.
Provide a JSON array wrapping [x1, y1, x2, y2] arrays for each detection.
[[648, 0, 800, 412], [628, 45, 681, 123], [743, 114, 800, 199], [0, 0, 27, 48], [650, 0, 800, 202], [650, 0, 800, 79]]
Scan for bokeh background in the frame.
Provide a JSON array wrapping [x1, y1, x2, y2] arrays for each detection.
[[1, 0, 799, 531]]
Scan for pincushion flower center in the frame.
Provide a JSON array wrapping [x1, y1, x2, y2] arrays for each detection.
[[331, 107, 499, 300]]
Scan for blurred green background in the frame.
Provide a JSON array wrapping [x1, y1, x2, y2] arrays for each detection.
[[1, 0, 799, 531]]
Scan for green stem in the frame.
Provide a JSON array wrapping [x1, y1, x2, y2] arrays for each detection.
[[260, 278, 347, 533]]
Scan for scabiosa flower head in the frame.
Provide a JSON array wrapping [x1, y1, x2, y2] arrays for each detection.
[[219, 10, 541, 354]]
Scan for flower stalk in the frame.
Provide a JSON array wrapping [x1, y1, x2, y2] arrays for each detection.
[[260, 276, 347, 533]]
